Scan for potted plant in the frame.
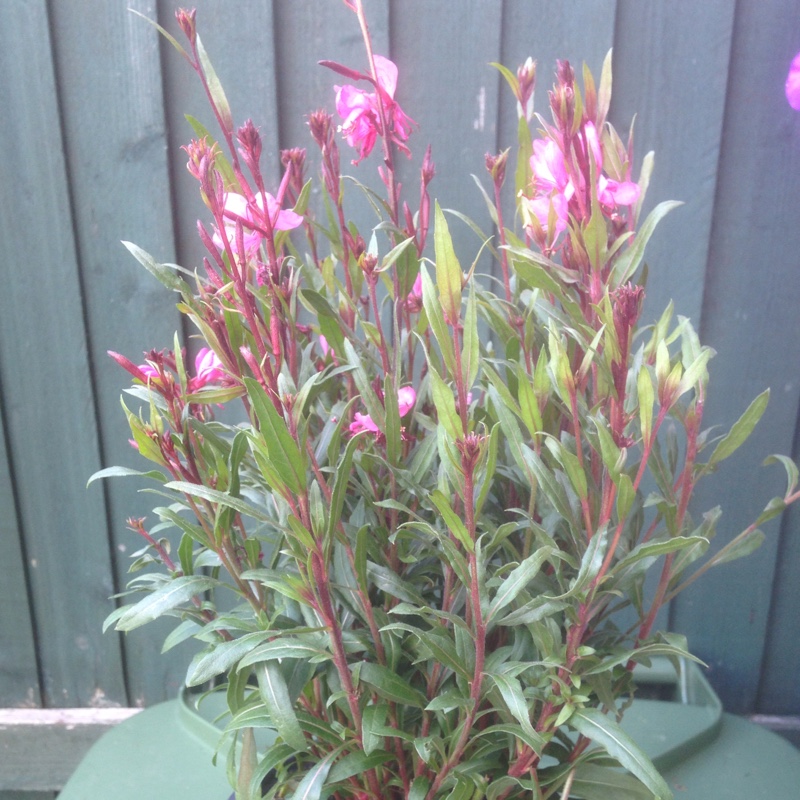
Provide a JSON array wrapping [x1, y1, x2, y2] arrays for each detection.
[[87, 3, 800, 798]]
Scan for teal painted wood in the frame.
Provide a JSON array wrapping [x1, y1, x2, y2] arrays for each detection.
[[0, 0, 126, 707], [759, 457, 800, 715], [0, 409, 40, 707], [47, 0, 191, 706], [669, 0, 800, 714], [391, 0, 502, 261], [609, 1, 735, 325]]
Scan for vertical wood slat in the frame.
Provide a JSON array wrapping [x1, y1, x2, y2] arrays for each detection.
[[0, 0, 126, 708], [47, 0, 189, 706], [391, 0, 503, 258], [609, 0, 735, 325], [0, 407, 40, 708], [670, 0, 800, 713]]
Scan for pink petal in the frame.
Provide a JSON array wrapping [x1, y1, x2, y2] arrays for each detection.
[[787, 52, 800, 110], [255, 192, 303, 232], [397, 387, 416, 416], [195, 347, 225, 385], [373, 55, 398, 98], [350, 412, 379, 435], [584, 122, 603, 168]]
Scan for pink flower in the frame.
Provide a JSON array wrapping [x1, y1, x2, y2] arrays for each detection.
[[583, 122, 640, 209], [193, 348, 225, 388], [397, 386, 416, 416], [138, 362, 160, 382], [212, 191, 303, 256], [530, 139, 573, 199], [523, 192, 570, 234], [787, 52, 800, 110], [349, 386, 416, 435], [335, 55, 414, 163]]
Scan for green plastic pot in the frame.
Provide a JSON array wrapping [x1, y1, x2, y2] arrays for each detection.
[[58, 658, 800, 799]]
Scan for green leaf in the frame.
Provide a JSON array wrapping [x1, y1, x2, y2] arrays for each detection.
[[361, 702, 388, 755], [713, 528, 766, 565], [87, 465, 167, 486], [257, 661, 306, 751], [569, 764, 655, 800], [164, 480, 271, 522], [430, 489, 474, 553], [570, 708, 672, 799], [327, 749, 393, 784], [707, 389, 769, 467], [239, 637, 332, 668], [420, 265, 456, 377], [289, 747, 340, 800], [186, 632, 273, 686], [611, 201, 683, 286], [429, 363, 462, 440], [358, 662, 427, 707], [433, 201, 463, 324], [764, 453, 800, 498], [116, 576, 217, 631], [462, 283, 479, 390], [194, 33, 233, 132], [488, 672, 540, 743], [486, 547, 554, 623], [122, 241, 190, 294], [245, 377, 306, 495]]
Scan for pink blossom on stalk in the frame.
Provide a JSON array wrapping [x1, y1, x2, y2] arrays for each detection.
[[212, 191, 303, 256], [787, 52, 800, 110], [335, 55, 414, 163], [583, 122, 640, 209], [349, 386, 416, 435], [193, 348, 225, 388]]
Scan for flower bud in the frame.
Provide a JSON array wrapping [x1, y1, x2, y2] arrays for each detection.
[[516, 57, 536, 115], [237, 119, 262, 166], [175, 8, 197, 45], [485, 149, 509, 186]]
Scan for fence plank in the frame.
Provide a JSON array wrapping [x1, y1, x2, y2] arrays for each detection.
[[610, 0, 735, 326], [0, 410, 40, 708], [47, 0, 190, 706], [0, 0, 127, 708], [669, 0, 800, 713], [390, 0, 502, 259]]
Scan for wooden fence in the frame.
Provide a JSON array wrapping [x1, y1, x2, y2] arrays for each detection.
[[2, 0, 800, 792]]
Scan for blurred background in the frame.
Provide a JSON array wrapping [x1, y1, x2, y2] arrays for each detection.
[[1, 0, 799, 755]]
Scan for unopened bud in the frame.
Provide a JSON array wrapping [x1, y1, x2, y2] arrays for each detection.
[[237, 120, 262, 165], [175, 8, 197, 45], [516, 57, 536, 114], [485, 149, 509, 186]]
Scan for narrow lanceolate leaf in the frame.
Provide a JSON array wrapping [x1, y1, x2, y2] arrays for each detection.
[[570, 764, 656, 800], [433, 201, 463, 324], [428, 363, 462, 440], [429, 489, 474, 553], [326, 432, 362, 544], [116, 576, 217, 631], [611, 200, 683, 286], [289, 747, 341, 800], [257, 662, 306, 751], [570, 708, 673, 800], [358, 662, 427, 707], [486, 547, 554, 623], [244, 377, 306, 495], [122, 241, 189, 294], [420, 265, 456, 377], [488, 672, 539, 742], [195, 33, 233, 132], [164, 480, 271, 522], [707, 389, 769, 467], [462, 283, 479, 391], [637, 367, 654, 445]]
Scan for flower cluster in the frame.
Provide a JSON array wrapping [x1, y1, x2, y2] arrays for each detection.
[[334, 54, 414, 162]]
